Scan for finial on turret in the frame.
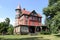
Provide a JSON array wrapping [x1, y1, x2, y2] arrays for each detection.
[[17, 4, 21, 9]]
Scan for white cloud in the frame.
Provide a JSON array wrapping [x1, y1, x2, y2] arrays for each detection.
[[0, 18, 15, 26], [0, 18, 5, 22], [10, 20, 15, 26]]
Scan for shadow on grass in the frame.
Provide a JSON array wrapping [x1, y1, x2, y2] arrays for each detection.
[[54, 34, 60, 37], [0, 37, 50, 40]]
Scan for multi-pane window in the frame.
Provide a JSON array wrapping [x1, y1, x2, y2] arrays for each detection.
[[30, 16, 38, 21], [34, 13, 37, 16], [29, 16, 32, 20], [33, 17, 36, 20], [25, 16, 28, 25], [32, 22, 34, 26], [25, 20, 28, 25], [25, 16, 28, 20]]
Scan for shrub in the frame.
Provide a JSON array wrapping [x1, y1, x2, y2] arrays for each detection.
[[40, 31, 51, 35]]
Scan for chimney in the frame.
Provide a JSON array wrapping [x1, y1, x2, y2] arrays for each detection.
[[23, 8, 25, 10]]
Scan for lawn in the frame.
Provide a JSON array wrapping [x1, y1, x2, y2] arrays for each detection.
[[0, 34, 60, 40]]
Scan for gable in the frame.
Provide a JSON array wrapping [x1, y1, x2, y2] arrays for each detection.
[[30, 10, 38, 16]]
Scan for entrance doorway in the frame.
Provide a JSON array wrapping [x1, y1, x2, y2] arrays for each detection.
[[29, 26, 35, 33]]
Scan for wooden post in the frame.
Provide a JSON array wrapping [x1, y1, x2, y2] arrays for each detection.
[[40, 26, 42, 31]]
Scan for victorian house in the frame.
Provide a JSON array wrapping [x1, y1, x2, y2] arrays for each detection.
[[14, 4, 42, 34]]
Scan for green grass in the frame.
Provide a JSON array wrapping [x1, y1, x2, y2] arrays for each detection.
[[0, 34, 60, 40]]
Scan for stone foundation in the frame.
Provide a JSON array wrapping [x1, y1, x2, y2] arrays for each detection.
[[14, 25, 42, 35]]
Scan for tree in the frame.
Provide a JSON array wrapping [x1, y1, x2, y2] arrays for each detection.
[[7, 24, 14, 35], [43, 0, 60, 33], [5, 18, 10, 26], [49, 0, 58, 6], [3, 18, 10, 34], [0, 18, 14, 35]]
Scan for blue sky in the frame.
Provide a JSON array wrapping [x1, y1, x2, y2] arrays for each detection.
[[0, 0, 48, 25]]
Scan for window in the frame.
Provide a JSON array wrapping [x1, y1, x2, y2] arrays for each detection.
[[25, 18, 28, 25], [30, 16, 33, 20], [34, 13, 37, 16], [32, 22, 34, 26], [33, 17, 37, 20], [31, 13, 33, 15], [33, 17, 34, 20], [30, 16, 37, 20], [25, 16, 28, 20], [25, 16, 28, 25], [26, 16, 28, 18], [15, 14, 20, 18]]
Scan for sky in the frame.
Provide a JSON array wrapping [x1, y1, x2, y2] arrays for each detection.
[[0, 0, 48, 25]]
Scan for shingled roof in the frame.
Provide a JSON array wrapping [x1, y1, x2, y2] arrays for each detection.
[[16, 4, 42, 17], [21, 9, 42, 17]]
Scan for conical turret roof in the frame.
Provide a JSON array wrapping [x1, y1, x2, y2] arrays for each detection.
[[16, 4, 21, 9]]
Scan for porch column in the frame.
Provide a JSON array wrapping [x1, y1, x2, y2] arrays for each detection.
[[40, 26, 42, 31], [35, 26, 38, 34]]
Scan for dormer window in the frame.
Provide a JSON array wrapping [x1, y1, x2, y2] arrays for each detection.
[[33, 17, 36, 20]]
